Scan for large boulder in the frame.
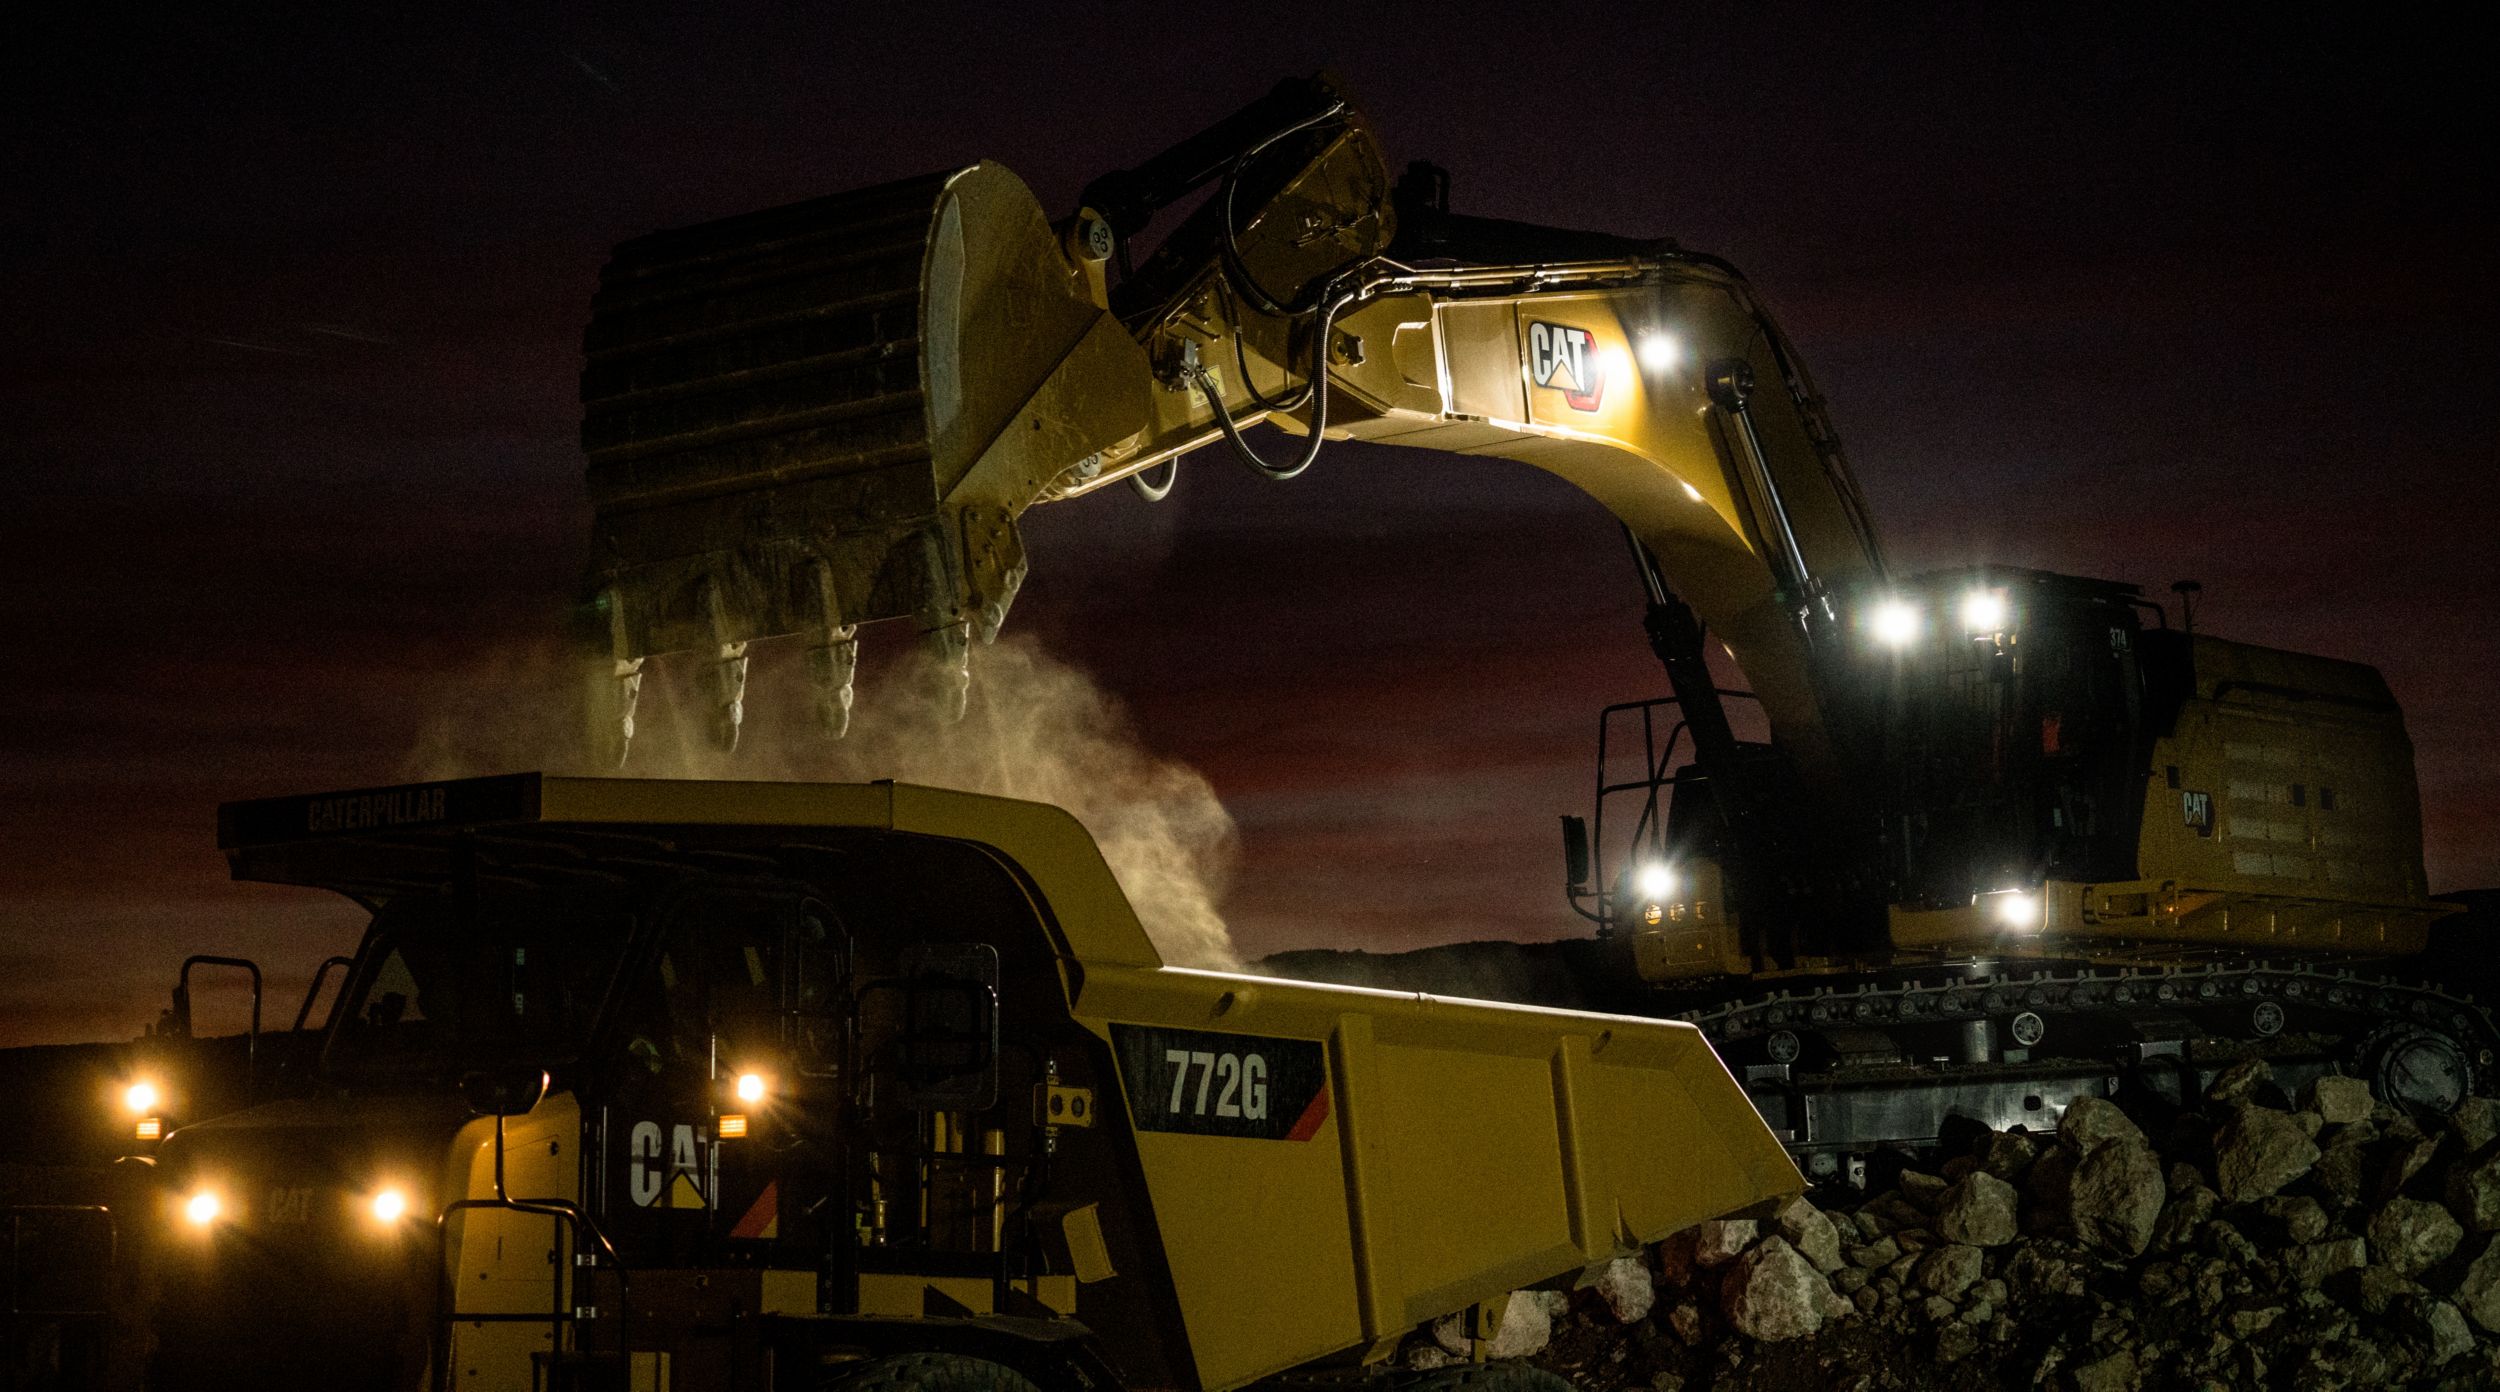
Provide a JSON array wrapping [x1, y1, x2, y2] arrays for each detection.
[[2313, 1124, 2376, 1208], [1654, 1226, 1700, 1287], [2069, 1348, 2140, 1392], [2207, 1057, 2273, 1106], [2285, 1236, 2368, 1290], [2419, 1298, 2475, 1367], [2150, 1184, 2218, 1253], [2305, 1075, 2375, 1126], [2213, 1106, 2320, 1202], [2060, 1096, 2146, 1154], [1979, 1129, 2037, 1181], [2069, 1137, 2166, 1256], [1771, 1196, 1844, 1273], [2370, 1196, 2463, 1278], [1692, 1218, 1757, 1268], [1913, 1243, 1984, 1300], [1592, 1254, 1654, 1323], [2450, 1097, 2500, 1156], [1937, 1170, 2019, 1247], [2446, 1150, 2500, 1232], [2252, 1194, 2329, 1246], [2456, 1237, 2500, 1334], [1719, 1236, 1829, 1342]]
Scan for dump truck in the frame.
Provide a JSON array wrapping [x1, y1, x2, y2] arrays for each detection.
[[569, 74, 2478, 1174], [122, 771, 1795, 1390]]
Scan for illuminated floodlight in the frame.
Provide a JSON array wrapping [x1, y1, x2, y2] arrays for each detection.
[[1869, 599, 1923, 649], [124, 1081, 159, 1115], [1637, 332, 1680, 371], [371, 1188, 408, 1223], [1634, 863, 1677, 902], [1961, 588, 2010, 634], [1991, 891, 2042, 930], [185, 1191, 222, 1227], [734, 1072, 768, 1105]]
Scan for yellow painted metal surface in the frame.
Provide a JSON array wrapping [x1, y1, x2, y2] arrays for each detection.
[[1073, 965, 1800, 1391], [227, 776, 1807, 1392], [440, 1094, 582, 1392]]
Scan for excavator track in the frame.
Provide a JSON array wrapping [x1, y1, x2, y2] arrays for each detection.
[[1673, 960, 2500, 1182]]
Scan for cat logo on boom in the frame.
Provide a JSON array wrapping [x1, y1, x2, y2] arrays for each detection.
[[1529, 321, 1608, 411]]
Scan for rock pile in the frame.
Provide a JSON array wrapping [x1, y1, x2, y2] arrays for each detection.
[[1408, 1064, 2500, 1390]]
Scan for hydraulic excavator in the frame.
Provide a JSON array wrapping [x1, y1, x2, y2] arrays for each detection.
[[578, 74, 2469, 1176]]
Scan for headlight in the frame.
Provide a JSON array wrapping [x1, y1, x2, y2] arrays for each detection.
[[1990, 890, 2041, 930], [1961, 588, 2009, 634], [370, 1188, 409, 1223], [1868, 599, 1922, 648], [734, 1072, 768, 1105], [1636, 332, 1680, 371], [184, 1191, 222, 1227], [124, 1081, 159, 1115], [1634, 863, 1676, 902]]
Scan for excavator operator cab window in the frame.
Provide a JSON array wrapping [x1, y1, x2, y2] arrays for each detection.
[[1885, 570, 2152, 904]]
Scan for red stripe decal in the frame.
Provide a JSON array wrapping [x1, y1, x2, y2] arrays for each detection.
[[729, 1180, 778, 1239], [1285, 1085, 1332, 1142]]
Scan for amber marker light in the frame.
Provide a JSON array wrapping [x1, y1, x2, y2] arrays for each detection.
[[733, 1072, 768, 1104], [184, 1191, 222, 1227], [124, 1081, 159, 1115], [135, 1117, 163, 1142], [718, 1114, 749, 1139]]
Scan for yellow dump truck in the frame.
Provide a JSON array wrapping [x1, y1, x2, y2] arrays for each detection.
[[137, 773, 1796, 1390]]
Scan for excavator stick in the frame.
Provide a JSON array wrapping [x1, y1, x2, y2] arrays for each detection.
[[579, 162, 1150, 760]]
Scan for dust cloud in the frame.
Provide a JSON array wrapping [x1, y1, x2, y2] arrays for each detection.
[[400, 633, 1242, 970]]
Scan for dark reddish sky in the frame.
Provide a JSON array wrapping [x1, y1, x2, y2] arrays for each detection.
[[4, 7, 2494, 1045]]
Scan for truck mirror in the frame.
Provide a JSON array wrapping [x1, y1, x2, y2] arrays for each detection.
[[459, 1067, 549, 1118], [1561, 816, 1592, 892]]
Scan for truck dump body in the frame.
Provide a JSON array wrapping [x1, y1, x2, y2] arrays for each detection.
[[194, 774, 1798, 1391]]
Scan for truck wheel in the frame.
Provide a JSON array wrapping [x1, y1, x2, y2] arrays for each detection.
[[1404, 1364, 1578, 1392], [819, 1352, 1043, 1392]]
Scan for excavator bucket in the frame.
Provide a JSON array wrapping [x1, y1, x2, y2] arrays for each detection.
[[579, 162, 1148, 756]]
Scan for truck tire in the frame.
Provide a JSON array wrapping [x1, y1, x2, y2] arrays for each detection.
[[819, 1352, 1043, 1392], [1404, 1364, 1578, 1392]]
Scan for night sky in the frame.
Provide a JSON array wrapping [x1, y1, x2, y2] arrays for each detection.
[[5, 7, 2493, 1046]]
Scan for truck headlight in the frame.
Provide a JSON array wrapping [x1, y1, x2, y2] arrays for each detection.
[[370, 1187, 409, 1223], [124, 1081, 159, 1115], [184, 1191, 222, 1227]]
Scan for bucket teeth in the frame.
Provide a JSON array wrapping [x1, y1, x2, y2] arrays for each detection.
[[808, 629, 861, 739], [925, 619, 971, 722], [704, 643, 750, 751], [609, 658, 645, 768]]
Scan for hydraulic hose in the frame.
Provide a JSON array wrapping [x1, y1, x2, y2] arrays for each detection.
[[1186, 278, 1356, 482]]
